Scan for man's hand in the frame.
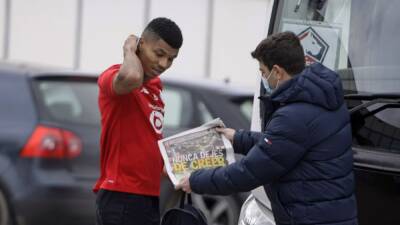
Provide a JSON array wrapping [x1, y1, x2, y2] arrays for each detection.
[[113, 34, 144, 95], [175, 176, 192, 193], [123, 35, 140, 57], [216, 127, 236, 143], [162, 165, 167, 176]]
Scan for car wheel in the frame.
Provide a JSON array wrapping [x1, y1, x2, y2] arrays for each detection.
[[0, 189, 12, 225], [191, 194, 241, 225]]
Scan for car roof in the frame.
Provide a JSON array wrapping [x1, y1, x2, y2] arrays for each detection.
[[161, 76, 254, 97], [0, 62, 254, 97], [0, 61, 96, 78]]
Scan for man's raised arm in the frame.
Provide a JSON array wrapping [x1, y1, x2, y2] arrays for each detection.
[[113, 35, 144, 95]]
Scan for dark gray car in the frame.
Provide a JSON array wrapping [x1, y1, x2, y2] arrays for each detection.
[[0, 63, 252, 225]]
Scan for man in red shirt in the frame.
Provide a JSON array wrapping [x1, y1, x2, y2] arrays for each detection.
[[94, 17, 183, 225]]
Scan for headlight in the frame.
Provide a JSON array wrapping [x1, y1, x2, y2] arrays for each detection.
[[238, 195, 275, 225]]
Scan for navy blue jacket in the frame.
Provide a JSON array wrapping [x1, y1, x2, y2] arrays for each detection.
[[190, 63, 358, 225]]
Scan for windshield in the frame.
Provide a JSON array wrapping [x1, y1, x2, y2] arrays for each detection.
[[271, 0, 400, 153], [273, 0, 400, 94]]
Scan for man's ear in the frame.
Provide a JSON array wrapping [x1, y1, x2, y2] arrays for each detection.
[[136, 38, 143, 55], [274, 65, 290, 80], [273, 65, 284, 80], [138, 37, 144, 46]]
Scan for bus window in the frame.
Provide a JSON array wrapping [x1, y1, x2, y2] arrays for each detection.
[[270, 0, 400, 153]]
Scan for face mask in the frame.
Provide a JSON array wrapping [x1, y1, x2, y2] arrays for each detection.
[[261, 70, 275, 95]]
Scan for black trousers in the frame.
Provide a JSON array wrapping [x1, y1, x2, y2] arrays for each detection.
[[96, 189, 160, 225]]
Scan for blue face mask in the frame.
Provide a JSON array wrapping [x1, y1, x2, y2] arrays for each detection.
[[261, 70, 274, 95]]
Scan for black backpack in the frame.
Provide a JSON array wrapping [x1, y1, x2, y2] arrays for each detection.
[[161, 193, 208, 225]]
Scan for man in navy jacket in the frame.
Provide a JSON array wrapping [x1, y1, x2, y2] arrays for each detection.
[[176, 31, 358, 225]]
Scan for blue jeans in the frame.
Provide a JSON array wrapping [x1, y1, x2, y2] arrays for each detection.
[[96, 189, 160, 225]]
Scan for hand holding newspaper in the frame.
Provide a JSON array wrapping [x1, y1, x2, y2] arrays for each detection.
[[158, 118, 235, 186]]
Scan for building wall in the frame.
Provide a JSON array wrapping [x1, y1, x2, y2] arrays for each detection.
[[210, 0, 272, 86], [8, 0, 77, 68], [0, 0, 5, 58], [149, 0, 210, 79], [80, 0, 146, 71], [0, 0, 273, 88]]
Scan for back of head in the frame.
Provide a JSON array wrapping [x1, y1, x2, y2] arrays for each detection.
[[251, 31, 305, 75], [143, 17, 183, 49]]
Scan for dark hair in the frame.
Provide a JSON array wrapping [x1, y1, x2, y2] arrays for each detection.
[[251, 31, 305, 75], [143, 17, 183, 49]]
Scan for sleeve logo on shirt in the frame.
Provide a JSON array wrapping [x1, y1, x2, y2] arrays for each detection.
[[152, 94, 159, 101], [150, 110, 164, 134], [141, 87, 150, 94], [264, 137, 272, 145]]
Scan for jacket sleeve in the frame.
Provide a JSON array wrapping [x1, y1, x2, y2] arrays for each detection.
[[190, 111, 309, 195], [232, 130, 263, 155]]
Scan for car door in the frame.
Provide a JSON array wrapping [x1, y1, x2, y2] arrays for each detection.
[[348, 96, 400, 225], [160, 82, 251, 225], [162, 83, 212, 138]]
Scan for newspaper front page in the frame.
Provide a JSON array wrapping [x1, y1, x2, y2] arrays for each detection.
[[158, 118, 235, 186]]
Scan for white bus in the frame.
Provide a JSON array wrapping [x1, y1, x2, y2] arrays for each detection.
[[239, 1, 400, 225]]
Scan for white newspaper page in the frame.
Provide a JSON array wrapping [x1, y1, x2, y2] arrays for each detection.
[[158, 118, 235, 186]]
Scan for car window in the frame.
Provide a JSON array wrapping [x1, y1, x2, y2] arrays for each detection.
[[238, 99, 253, 123], [197, 101, 213, 124], [36, 80, 100, 125], [271, 0, 400, 155], [162, 87, 193, 128], [352, 105, 400, 153]]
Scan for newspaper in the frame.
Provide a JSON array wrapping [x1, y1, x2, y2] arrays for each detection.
[[158, 118, 235, 186]]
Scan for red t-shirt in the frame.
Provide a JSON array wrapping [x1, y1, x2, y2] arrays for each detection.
[[93, 64, 164, 196]]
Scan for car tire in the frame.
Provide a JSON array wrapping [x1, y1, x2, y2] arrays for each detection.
[[0, 189, 12, 225], [191, 194, 241, 225]]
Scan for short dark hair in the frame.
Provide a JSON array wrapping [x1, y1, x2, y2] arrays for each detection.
[[143, 17, 183, 49], [251, 31, 305, 75]]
